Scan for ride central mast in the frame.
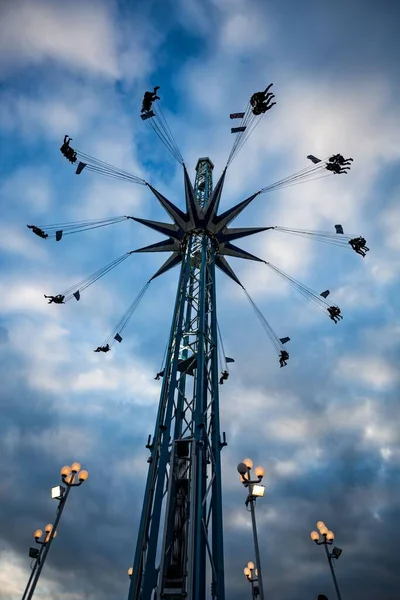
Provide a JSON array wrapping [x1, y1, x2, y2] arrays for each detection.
[[128, 158, 226, 600]]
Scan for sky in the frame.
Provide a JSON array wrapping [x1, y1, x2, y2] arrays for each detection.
[[0, 0, 400, 599]]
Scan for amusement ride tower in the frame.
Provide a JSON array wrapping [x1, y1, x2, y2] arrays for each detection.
[[30, 84, 363, 600]]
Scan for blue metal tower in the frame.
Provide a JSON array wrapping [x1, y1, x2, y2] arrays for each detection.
[[127, 160, 267, 600]]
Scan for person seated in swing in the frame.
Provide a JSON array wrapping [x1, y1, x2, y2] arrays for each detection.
[[329, 154, 353, 165], [66, 147, 77, 164], [338, 155, 353, 166], [60, 135, 77, 163], [349, 237, 368, 256], [44, 294, 65, 304], [334, 307, 343, 320], [326, 162, 349, 174], [279, 350, 289, 367], [327, 306, 342, 323], [27, 225, 48, 239], [219, 370, 229, 385], [327, 154, 353, 174], [60, 135, 72, 155], [250, 83, 276, 115], [94, 344, 110, 353], [154, 371, 163, 380], [325, 162, 340, 174], [141, 86, 160, 113]]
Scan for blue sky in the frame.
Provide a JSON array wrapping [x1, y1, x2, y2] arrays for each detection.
[[1, 0, 400, 599]]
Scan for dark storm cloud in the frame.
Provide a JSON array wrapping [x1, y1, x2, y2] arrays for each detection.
[[0, 343, 156, 600], [217, 304, 400, 600], [222, 397, 400, 600]]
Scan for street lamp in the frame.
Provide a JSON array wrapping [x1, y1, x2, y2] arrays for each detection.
[[310, 521, 343, 600], [21, 526, 57, 600], [23, 462, 89, 600], [244, 561, 260, 599], [237, 458, 266, 600], [128, 567, 133, 579]]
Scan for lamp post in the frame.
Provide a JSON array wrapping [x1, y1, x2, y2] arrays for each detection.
[[310, 521, 343, 600], [128, 568, 133, 579], [244, 561, 260, 599], [237, 458, 266, 600], [24, 462, 89, 600], [21, 525, 57, 600]]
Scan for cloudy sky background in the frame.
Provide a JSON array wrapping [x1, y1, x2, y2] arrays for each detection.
[[1, 0, 400, 598]]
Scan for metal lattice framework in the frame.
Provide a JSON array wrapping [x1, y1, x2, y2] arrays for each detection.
[[129, 159, 226, 600]]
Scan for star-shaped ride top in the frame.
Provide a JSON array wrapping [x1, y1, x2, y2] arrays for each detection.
[[132, 164, 268, 286]]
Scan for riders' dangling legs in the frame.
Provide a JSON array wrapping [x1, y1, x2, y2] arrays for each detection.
[[263, 83, 273, 95]]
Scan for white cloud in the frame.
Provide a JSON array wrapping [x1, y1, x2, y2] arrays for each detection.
[[361, 322, 400, 350], [0, 549, 85, 600], [71, 362, 159, 404], [0, 167, 53, 213], [0, 281, 56, 316], [368, 256, 400, 284], [4, 304, 160, 402], [224, 507, 253, 531], [0, 225, 47, 261], [333, 279, 383, 310], [326, 397, 399, 446], [0, 0, 120, 78], [219, 12, 267, 55], [72, 367, 118, 392], [30, 426, 95, 460], [0, 551, 27, 598], [175, 0, 212, 36], [272, 76, 400, 165], [0, 87, 104, 141], [336, 355, 399, 389], [74, 175, 147, 222], [272, 459, 299, 477], [114, 453, 150, 480], [265, 416, 312, 442], [364, 424, 395, 446], [380, 197, 400, 252]]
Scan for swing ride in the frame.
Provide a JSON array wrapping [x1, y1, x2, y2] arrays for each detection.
[[27, 83, 367, 600]]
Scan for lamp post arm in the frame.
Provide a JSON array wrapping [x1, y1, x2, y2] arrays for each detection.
[[324, 542, 342, 600], [25, 485, 72, 600], [249, 496, 265, 600], [241, 476, 263, 488], [316, 540, 332, 546]]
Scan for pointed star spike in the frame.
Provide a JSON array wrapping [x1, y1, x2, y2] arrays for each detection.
[[183, 164, 201, 226], [219, 226, 274, 243], [215, 255, 243, 287], [213, 192, 261, 233], [133, 238, 180, 253], [201, 169, 227, 225], [219, 242, 265, 262], [130, 216, 183, 240], [147, 184, 189, 230], [149, 252, 183, 281]]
